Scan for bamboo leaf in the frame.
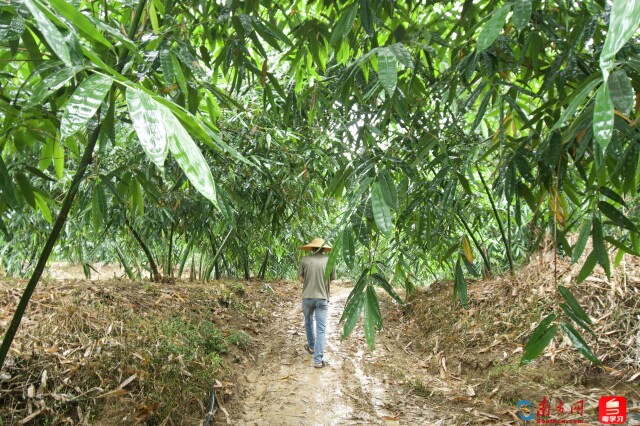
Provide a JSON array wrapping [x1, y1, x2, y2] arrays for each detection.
[[16, 173, 36, 208], [91, 186, 102, 231], [363, 285, 382, 349], [340, 289, 364, 340], [604, 236, 640, 257], [462, 235, 473, 263], [377, 47, 398, 96], [324, 232, 342, 283], [47, 0, 113, 49], [126, 88, 169, 170], [599, 187, 627, 207], [23, 0, 73, 67], [598, 201, 638, 232], [560, 322, 601, 364], [608, 69, 635, 116], [593, 83, 614, 150], [571, 218, 592, 264], [342, 229, 355, 269], [512, 0, 532, 31], [26, 66, 84, 110], [371, 182, 393, 237], [378, 171, 397, 210], [558, 286, 592, 325], [577, 251, 597, 283], [34, 192, 51, 224], [330, 3, 358, 47], [53, 140, 64, 180], [559, 304, 596, 338], [454, 258, 468, 308], [61, 74, 112, 140], [592, 216, 610, 278], [476, 5, 511, 52], [520, 322, 558, 365], [370, 272, 403, 305], [0, 156, 17, 208], [599, 0, 640, 80], [551, 75, 602, 131]]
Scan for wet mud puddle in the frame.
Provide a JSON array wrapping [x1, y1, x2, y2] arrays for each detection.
[[233, 284, 434, 425]]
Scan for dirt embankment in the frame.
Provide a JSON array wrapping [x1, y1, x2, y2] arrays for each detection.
[[1, 252, 639, 425]]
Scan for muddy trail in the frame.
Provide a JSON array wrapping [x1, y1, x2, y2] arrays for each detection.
[[232, 283, 436, 425]]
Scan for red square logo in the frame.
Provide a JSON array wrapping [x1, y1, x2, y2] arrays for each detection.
[[599, 396, 626, 424]]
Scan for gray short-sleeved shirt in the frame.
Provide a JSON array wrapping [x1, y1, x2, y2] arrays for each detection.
[[298, 252, 335, 300]]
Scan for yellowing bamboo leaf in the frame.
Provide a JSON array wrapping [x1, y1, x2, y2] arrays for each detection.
[[462, 235, 473, 263]]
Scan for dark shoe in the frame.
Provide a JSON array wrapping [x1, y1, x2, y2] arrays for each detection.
[[313, 360, 329, 368], [304, 344, 314, 354]]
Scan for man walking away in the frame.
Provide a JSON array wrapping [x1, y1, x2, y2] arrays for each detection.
[[298, 238, 335, 368]]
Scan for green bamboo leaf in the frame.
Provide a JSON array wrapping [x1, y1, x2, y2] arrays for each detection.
[[359, 0, 374, 36], [171, 53, 188, 96], [389, 43, 414, 69], [577, 251, 597, 283], [23, 0, 73, 67], [47, 0, 113, 49], [599, 187, 627, 207], [521, 324, 558, 366], [526, 313, 557, 349], [377, 47, 397, 96], [551, 74, 602, 131], [363, 285, 382, 349], [34, 192, 51, 224], [149, 0, 159, 34], [0, 216, 10, 240], [604, 236, 640, 257], [598, 201, 638, 232], [53, 140, 64, 180], [571, 217, 592, 264], [0, 156, 17, 208], [324, 232, 342, 283], [370, 272, 403, 305], [512, 0, 532, 31], [91, 187, 102, 231], [126, 89, 169, 170], [160, 50, 175, 85], [379, 171, 398, 210], [560, 322, 601, 364], [39, 139, 54, 171], [476, 5, 511, 52], [558, 286, 592, 325], [454, 257, 468, 308], [61, 74, 112, 140], [371, 182, 393, 237], [593, 82, 614, 150], [608, 70, 635, 116], [599, 0, 640, 79], [329, 3, 358, 47], [592, 217, 610, 278], [16, 173, 36, 208], [340, 290, 364, 340], [130, 178, 143, 217], [559, 304, 596, 338], [471, 89, 492, 131], [342, 229, 355, 269], [26, 66, 84, 110]]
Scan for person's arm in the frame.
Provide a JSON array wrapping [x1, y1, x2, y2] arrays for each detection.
[[299, 274, 304, 283], [298, 260, 305, 284]]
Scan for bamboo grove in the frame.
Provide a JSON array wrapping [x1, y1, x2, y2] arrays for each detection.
[[0, 0, 639, 367]]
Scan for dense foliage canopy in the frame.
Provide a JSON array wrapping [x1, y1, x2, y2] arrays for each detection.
[[1, 0, 639, 365]]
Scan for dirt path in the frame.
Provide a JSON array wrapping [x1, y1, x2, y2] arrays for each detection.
[[232, 283, 436, 425]]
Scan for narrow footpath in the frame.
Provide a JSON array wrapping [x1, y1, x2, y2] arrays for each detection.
[[231, 283, 437, 425]]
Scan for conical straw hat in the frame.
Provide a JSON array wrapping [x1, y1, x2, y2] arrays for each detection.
[[299, 238, 332, 252]]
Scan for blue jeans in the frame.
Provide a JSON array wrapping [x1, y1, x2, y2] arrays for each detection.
[[302, 298, 328, 364]]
